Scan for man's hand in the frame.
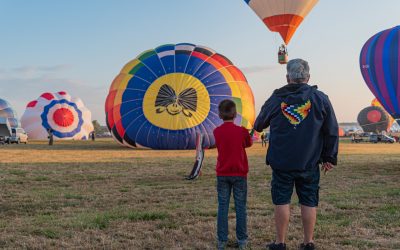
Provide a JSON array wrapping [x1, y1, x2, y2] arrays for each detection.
[[321, 162, 334, 175]]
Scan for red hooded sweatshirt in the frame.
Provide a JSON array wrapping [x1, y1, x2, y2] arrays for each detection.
[[213, 122, 253, 177]]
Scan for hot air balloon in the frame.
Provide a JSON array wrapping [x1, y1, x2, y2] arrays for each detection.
[[105, 43, 255, 150], [371, 98, 395, 130], [21, 91, 94, 140], [0, 98, 20, 128], [360, 26, 400, 124], [244, 0, 319, 64], [338, 127, 345, 137], [357, 106, 390, 133]]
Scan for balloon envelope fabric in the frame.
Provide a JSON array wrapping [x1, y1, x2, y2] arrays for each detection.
[[21, 91, 94, 140], [357, 106, 390, 133], [244, 0, 319, 45], [360, 26, 400, 121], [105, 43, 255, 149], [0, 98, 20, 128]]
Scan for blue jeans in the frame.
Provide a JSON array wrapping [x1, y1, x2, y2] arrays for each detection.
[[217, 176, 248, 244]]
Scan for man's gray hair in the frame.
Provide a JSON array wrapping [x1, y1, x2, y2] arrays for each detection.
[[286, 59, 310, 83]]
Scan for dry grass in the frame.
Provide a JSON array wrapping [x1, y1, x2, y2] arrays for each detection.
[[0, 139, 399, 249]]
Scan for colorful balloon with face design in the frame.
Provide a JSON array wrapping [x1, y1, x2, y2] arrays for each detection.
[[105, 43, 255, 149], [21, 91, 94, 140]]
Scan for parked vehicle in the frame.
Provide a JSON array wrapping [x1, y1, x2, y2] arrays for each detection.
[[351, 134, 364, 143], [8, 127, 28, 144], [369, 134, 395, 143], [381, 134, 395, 143], [0, 117, 11, 144]]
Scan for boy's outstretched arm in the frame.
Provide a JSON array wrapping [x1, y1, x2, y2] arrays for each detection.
[[254, 97, 276, 132]]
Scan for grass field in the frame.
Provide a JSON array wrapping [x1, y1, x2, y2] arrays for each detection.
[[0, 139, 399, 249]]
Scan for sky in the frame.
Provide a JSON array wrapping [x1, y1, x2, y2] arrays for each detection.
[[1, 0, 399, 124]]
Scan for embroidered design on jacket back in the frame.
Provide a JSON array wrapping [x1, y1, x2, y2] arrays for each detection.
[[281, 99, 312, 127]]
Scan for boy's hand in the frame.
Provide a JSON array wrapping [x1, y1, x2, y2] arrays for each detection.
[[321, 162, 334, 175], [249, 129, 255, 137]]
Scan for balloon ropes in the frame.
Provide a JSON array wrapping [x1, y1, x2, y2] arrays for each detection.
[[21, 91, 94, 140], [105, 43, 255, 150], [360, 26, 400, 125], [244, 0, 319, 64]]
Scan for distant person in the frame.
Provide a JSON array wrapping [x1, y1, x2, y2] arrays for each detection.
[[260, 133, 266, 147], [91, 131, 95, 141], [47, 128, 54, 146], [213, 99, 253, 250], [254, 59, 339, 250]]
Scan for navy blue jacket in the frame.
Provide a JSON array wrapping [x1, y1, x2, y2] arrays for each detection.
[[254, 84, 338, 171]]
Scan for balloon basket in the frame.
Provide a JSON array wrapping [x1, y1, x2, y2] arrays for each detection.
[[278, 54, 289, 64], [278, 44, 289, 64]]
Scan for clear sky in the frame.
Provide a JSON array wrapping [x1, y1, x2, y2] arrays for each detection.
[[1, 0, 399, 124]]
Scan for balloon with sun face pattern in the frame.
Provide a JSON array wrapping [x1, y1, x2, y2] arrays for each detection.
[[21, 91, 94, 140], [105, 43, 255, 149]]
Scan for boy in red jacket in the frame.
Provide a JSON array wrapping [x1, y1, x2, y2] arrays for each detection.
[[213, 99, 253, 250]]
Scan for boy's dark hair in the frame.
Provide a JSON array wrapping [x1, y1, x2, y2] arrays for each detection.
[[218, 99, 236, 121]]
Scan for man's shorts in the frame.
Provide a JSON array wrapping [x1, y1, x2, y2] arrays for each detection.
[[271, 167, 320, 207]]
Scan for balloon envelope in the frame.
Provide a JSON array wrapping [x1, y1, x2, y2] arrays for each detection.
[[0, 98, 19, 128], [338, 127, 345, 137], [360, 26, 400, 122], [371, 98, 395, 130], [21, 91, 93, 140], [244, 0, 319, 44], [357, 106, 390, 133], [105, 43, 255, 149]]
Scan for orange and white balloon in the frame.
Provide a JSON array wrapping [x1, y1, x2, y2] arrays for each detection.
[[244, 0, 319, 45]]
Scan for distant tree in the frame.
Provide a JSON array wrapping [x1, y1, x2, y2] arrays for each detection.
[[92, 120, 102, 134]]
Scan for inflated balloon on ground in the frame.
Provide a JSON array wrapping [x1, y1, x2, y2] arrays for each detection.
[[21, 91, 94, 140], [0, 98, 19, 128], [357, 106, 390, 133], [371, 98, 395, 130], [105, 43, 255, 149]]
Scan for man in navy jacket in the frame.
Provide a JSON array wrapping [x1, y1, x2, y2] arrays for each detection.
[[254, 59, 338, 250]]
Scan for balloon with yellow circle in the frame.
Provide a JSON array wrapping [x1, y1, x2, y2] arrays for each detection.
[[105, 43, 255, 149]]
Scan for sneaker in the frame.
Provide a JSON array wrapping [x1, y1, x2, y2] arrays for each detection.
[[217, 241, 227, 250], [299, 242, 315, 250], [266, 242, 287, 250]]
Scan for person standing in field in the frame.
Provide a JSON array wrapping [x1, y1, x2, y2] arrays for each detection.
[[260, 132, 266, 147], [47, 128, 54, 146], [213, 99, 253, 250], [253, 59, 339, 250]]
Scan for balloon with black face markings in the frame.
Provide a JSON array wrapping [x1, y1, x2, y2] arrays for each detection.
[[105, 43, 255, 149]]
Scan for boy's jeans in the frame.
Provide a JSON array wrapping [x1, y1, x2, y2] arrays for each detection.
[[217, 176, 248, 245]]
